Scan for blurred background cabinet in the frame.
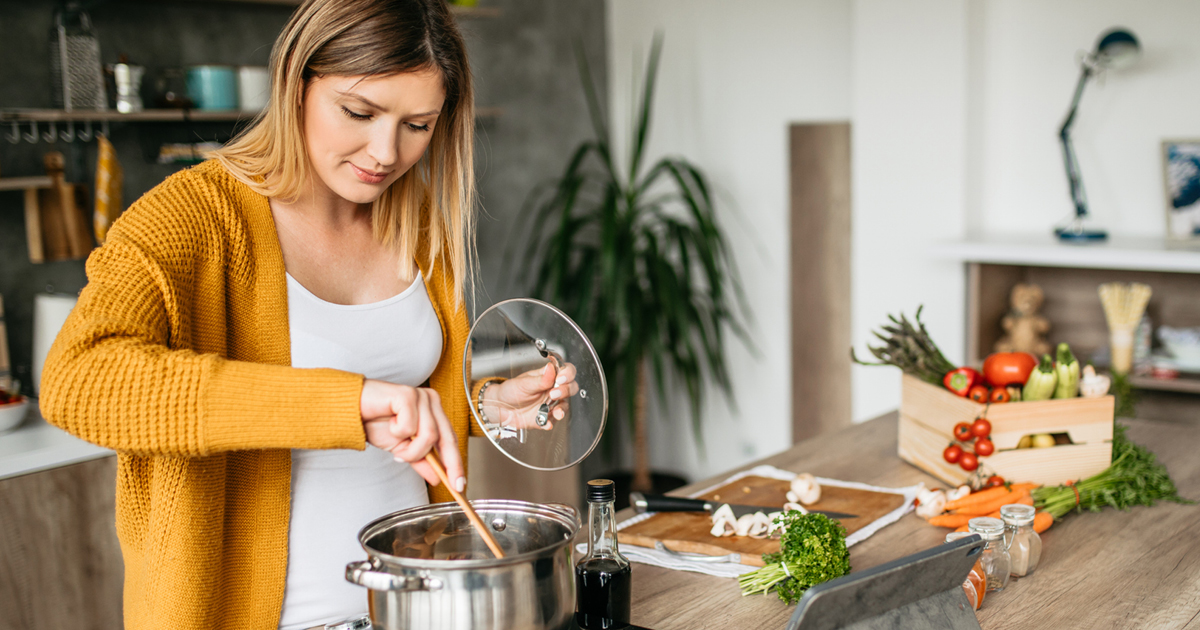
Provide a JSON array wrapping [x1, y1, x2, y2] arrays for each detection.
[[0, 456, 122, 630]]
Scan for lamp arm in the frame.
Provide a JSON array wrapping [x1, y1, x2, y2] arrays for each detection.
[[1059, 65, 1093, 219]]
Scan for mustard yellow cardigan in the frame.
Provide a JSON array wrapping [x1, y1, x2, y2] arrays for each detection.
[[40, 159, 477, 630]]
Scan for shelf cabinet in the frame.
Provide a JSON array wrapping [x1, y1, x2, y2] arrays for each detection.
[[0, 456, 123, 630]]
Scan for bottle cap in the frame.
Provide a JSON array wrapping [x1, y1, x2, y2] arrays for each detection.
[[587, 479, 616, 503], [967, 516, 1005, 540], [1000, 503, 1036, 525]]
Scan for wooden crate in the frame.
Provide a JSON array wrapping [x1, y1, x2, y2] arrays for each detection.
[[898, 374, 1114, 487]]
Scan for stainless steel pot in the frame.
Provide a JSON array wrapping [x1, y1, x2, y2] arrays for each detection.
[[345, 500, 580, 630]]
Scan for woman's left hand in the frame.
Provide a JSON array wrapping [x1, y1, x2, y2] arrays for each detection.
[[483, 362, 578, 431]]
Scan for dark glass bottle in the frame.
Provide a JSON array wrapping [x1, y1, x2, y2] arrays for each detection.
[[575, 479, 632, 629]]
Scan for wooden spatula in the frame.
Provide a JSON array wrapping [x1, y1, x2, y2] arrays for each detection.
[[424, 450, 506, 558]]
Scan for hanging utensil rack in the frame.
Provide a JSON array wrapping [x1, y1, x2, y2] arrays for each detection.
[[0, 108, 262, 144]]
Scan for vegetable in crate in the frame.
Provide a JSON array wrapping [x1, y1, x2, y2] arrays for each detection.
[[1022, 354, 1058, 401], [943, 367, 982, 397], [852, 307, 957, 386], [1054, 342, 1080, 399], [738, 511, 851, 604], [1033, 423, 1192, 523], [982, 352, 1037, 388]]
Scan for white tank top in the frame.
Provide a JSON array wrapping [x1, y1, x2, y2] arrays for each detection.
[[278, 271, 442, 630]]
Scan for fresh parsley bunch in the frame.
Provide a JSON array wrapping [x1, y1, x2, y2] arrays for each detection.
[[737, 511, 851, 604]]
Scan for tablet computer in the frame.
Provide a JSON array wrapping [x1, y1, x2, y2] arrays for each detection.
[[785, 535, 985, 630]]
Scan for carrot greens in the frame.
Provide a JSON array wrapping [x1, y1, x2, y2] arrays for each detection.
[[1033, 423, 1192, 520]]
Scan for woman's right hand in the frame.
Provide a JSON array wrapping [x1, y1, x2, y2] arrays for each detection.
[[360, 379, 465, 493]]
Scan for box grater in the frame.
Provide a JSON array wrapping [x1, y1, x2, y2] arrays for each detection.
[[49, 7, 107, 111]]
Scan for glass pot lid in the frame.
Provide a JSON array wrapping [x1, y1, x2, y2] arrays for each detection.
[[462, 298, 607, 471]]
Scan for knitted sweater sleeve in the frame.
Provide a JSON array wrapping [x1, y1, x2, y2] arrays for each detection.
[[39, 172, 365, 456]]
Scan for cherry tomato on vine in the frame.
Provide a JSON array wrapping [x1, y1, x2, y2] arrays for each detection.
[[989, 388, 1011, 403], [971, 418, 992, 439], [959, 452, 979, 472], [943, 444, 963, 464], [953, 422, 974, 442], [974, 437, 995, 457], [968, 385, 990, 403], [985, 475, 1005, 488]]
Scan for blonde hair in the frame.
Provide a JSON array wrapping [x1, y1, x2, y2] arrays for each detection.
[[214, 0, 475, 305]]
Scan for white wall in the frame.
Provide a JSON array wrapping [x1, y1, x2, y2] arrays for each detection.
[[849, 0, 971, 422], [969, 0, 1200, 238], [606, 0, 852, 480]]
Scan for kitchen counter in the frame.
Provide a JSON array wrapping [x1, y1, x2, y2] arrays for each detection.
[[0, 399, 112, 480], [626, 412, 1199, 629]]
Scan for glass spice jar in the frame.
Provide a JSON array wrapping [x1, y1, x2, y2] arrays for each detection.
[[946, 532, 987, 610], [1001, 504, 1042, 578], [968, 517, 1011, 593]]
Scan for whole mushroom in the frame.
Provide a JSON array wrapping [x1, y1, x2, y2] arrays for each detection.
[[790, 473, 822, 505]]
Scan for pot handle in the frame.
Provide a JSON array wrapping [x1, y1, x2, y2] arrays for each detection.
[[345, 561, 444, 592]]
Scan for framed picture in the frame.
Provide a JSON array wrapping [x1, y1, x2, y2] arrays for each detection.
[[1163, 139, 1200, 240]]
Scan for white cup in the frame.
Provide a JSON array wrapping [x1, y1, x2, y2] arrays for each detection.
[[237, 66, 270, 112]]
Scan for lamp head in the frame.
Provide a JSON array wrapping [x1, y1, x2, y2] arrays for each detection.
[[1094, 28, 1140, 70]]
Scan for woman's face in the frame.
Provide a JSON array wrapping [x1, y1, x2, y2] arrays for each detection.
[[302, 70, 446, 206]]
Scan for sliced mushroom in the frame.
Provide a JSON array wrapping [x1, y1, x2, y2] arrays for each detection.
[[734, 513, 756, 537], [747, 511, 772, 539], [782, 502, 807, 515], [710, 516, 736, 537], [711, 503, 736, 525], [790, 473, 821, 505]]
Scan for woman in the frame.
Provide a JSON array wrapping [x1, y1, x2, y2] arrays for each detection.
[[40, 1, 572, 628]]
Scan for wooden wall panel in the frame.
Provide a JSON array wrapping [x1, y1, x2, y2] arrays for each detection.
[[790, 123, 852, 443], [0, 456, 123, 630]]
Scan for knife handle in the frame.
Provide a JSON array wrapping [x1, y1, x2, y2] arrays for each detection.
[[630, 493, 710, 514]]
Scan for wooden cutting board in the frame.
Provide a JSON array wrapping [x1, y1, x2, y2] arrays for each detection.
[[619, 476, 907, 566]]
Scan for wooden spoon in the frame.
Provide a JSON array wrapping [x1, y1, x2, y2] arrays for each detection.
[[424, 450, 506, 558]]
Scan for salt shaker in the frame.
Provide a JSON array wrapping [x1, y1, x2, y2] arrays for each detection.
[[1001, 504, 1042, 578], [968, 516, 1011, 593]]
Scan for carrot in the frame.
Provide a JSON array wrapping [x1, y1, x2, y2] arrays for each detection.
[[1033, 511, 1054, 534], [945, 496, 1035, 532], [954, 524, 969, 533], [927, 513, 974, 528], [952, 489, 1031, 516], [943, 483, 1039, 511]]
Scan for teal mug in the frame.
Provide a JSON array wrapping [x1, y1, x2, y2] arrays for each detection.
[[186, 65, 238, 110]]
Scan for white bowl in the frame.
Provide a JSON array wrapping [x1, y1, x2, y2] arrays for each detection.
[[0, 398, 30, 433]]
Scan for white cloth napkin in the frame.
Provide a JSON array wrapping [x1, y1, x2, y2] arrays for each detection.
[[576, 465, 922, 579]]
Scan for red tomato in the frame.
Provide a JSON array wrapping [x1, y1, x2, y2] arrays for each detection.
[[971, 418, 992, 439], [943, 444, 963, 464], [989, 388, 1011, 403], [959, 452, 979, 472], [953, 422, 974, 442], [974, 437, 995, 457], [983, 352, 1038, 387], [985, 475, 1005, 488], [968, 385, 990, 403]]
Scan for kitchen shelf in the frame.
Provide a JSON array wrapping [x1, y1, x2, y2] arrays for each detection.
[[1128, 374, 1200, 395], [932, 234, 1200, 274], [2, 107, 503, 123], [0, 177, 52, 192], [193, 0, 503, 17], [1, 109, 259, 123]]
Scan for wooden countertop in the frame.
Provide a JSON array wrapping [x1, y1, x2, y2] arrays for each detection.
[[626, 412, 1200, 629]]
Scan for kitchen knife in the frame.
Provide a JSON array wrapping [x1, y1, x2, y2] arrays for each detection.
[[630, 493, 858, 520]]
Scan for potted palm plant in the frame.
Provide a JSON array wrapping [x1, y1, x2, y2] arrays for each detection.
[[516, 35, 751, 499]]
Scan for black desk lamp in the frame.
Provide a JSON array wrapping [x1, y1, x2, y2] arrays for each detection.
[[1056, 27, 1141, 242]]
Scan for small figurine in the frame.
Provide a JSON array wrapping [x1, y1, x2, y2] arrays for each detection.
[[995, 283, 1051, 356]]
